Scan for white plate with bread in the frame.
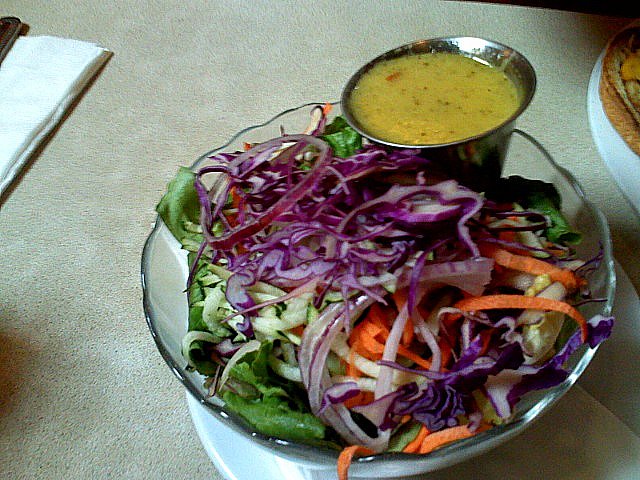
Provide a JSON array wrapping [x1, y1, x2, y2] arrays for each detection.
[[587, 21, 640, 215]]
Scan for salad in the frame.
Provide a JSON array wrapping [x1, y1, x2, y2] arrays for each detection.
[[156, 104, 613, 479]]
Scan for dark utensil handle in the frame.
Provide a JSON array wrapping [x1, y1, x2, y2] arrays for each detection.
[[0, 16, 22, 66]]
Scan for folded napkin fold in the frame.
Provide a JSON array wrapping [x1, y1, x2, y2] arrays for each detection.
[[0, 35, 111, 196]]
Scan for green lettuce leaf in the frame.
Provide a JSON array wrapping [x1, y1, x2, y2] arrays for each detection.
[[184, 340, 218, 376], [486, 176, 582, 245], [554, 316, 579, 351], [524, 191, 582, 245], [156, 167, 202, 245], [222, 341, 326, 443], [387, 421, 423, 452], [222, 392, 326, 443], [321, 116, 362, 158]]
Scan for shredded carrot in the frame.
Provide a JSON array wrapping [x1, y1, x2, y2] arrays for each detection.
[[345, 362, 361, 378], [417, 425, 474, 454], [476, 421, 493, 433], [348, 305, 431, 369], [338, 445, 374, 480], [476, 328, 493, 357], [353, 333, 384, 359], [544, 242, 569, 257], [229, 186, 241, 208], [226, 186, 242, 228], [498, 230, 516, 242], [438, 335, 454, 370], [348, 305, 388, 356], [367, 303, 392, 329], [343, 390, 374, 409], [349, 321, 383, 360], [402, 425, 430, 453], [289, 325, 305, 337], [454, 294, 588, 343], [243, 142, 252, 151], [360, 318, 387, 339], [480, 245, 583, 292], [347, 305, 395, 373], [322, 102, 333, 116], [397, 345, 432, 369], [417, 303, 432, 323], [402, 315, 415, 346], [392, 288, 407, 307]]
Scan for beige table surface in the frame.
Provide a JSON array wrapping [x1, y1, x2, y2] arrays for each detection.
[[1, 1, 637, 479]]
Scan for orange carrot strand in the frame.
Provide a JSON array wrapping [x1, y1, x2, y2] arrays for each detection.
[[397, 345, 432, 369], [401, 313, 415, 345], [403, 425, 430, 453], [418, 425, 474, 454], [343, 391, 374, 409], [289, 325, 305, 337], [338, 445, 374, 480], [481, 245, 583, 292], [454, 294, 588, 343]]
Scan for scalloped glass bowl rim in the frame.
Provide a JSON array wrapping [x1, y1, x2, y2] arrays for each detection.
[[141, 101, 616, 472]]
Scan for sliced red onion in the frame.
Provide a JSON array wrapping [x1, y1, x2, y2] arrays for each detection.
[[299, 296, 389, 451], [421, 180, 484, 257], [374, 306, 409, 399], [214, 339, 243, 358], [402, 257, 494, 299], [299, 302, 353, 410], [351, 386, 408, 428], [484, 371, 522, 418], [412, 314, 442, 372], [226, 271, 257, 310], [318, 381, 360, 414], [318, 371, 389, 452], [406, 237, 452, 314]]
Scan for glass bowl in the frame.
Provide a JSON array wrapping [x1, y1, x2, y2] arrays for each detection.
[[141, 102, 615, 478]]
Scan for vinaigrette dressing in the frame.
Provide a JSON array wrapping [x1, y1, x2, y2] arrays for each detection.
[[349, 52, 520, 145]]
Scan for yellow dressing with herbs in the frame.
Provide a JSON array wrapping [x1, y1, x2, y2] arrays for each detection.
[[349, 52, 520, 145]]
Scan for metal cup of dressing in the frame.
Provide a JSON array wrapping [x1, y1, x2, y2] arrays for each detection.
[[341, 37, 536, 191]]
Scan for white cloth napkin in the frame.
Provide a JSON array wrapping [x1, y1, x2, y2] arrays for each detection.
[[0, 35, 111, 196]]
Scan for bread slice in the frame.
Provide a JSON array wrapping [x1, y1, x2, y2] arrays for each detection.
[[599, 26, 640, 156]]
